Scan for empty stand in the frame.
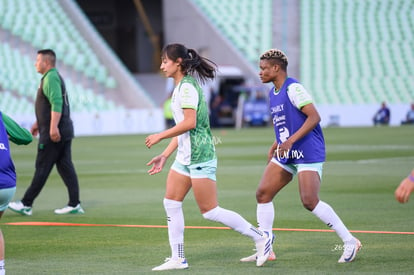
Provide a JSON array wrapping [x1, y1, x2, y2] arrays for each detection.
[[191, 0, 272, 65], [0, 90, 32, 115], [301, 0, 414, 104], [0, 0, 112, 87], [0, 0, 154, 115], [1, 0, 412, 120], [0, 41, 122, 113]]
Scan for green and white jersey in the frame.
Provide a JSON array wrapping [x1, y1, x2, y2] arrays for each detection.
[[171, 75, 216, 165]]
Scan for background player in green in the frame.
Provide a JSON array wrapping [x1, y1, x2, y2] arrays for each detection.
[[8, 49, 84, 216], [145, 43, 272, 271]]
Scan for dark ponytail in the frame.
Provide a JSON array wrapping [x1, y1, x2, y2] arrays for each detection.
[[162, 43, 217, 83]]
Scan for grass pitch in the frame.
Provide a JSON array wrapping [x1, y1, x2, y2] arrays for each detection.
[[3, 125, 414, 274]]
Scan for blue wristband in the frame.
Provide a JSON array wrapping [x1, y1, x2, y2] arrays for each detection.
[[409, 174, 414, 182]]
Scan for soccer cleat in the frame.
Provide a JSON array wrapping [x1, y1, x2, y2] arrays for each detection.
[[338, 238, 362, 263], [240, 250, 277, 262], [8, 201, 32, 216], [54, 204, 85, 215], [241, 232, 276, 262], [255, 231, 272, 267], [152, 257, 189, 271]]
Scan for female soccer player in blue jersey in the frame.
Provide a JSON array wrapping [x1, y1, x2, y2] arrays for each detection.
[[240, 49, 361, 264], [145, 43, 272, 271], [0, 112, 32, 274]]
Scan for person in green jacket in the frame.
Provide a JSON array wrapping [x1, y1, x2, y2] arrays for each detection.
[[9, 49, 84, 216]]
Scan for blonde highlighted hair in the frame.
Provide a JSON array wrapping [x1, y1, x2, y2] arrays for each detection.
[[260, 49, 288, 71]]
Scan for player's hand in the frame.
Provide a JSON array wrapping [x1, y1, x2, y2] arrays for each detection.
[[278, 140, 293, 153], [267, 143, 278, 163], [395, 177, 414, 203], [50, 127, 61, 142], [145, 133, 162, 148], [31, 122, 39, 137], [147, 155, 167, 175], [273, 140, 293, 160]]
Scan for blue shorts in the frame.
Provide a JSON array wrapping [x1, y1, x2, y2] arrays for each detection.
[[171, 159, 217, 181], [271, 158, 324, 179], [0, 187, 16, 211]]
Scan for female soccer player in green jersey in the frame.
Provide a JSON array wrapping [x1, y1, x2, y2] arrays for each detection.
[[145, 43, 272, 271]]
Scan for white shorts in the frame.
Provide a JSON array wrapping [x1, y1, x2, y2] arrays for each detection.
[[0, 187, 16, 211], [271, 158, 324, 179]]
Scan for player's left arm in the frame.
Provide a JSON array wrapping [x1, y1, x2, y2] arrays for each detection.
[[279, 83, 321, 151], [287, 103, 321, 145]]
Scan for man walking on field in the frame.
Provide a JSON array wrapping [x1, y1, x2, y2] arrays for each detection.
[[9, 49, 84, 216]]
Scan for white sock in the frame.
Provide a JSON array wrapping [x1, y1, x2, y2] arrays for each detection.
[[257, 202, 274, 234], [203, 206, 264, 242], [0, 260, 4, 274], [163, 198, 185, 259], [171, 243, 185, 259], [312, 201, 353, 243]]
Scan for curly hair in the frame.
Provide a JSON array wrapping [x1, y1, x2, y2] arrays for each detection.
[[260, 49, 288, 71]]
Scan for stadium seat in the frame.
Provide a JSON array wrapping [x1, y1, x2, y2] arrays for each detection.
[[0, 0, 113, 86], [0, 0, 126, 115], [0, 91, 33, 115], [300, 0, 413, 104], [191, 0, 272, 65], [0, 41, 121, 114]]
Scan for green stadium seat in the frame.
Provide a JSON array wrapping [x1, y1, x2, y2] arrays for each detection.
[[0, 0, 115, 86], [0, 41, 121, 114], [301, 0, 413, 104], [191, 0, 272, 66]]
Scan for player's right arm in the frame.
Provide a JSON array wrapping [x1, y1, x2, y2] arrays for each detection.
[[279, 83, 321, 152]]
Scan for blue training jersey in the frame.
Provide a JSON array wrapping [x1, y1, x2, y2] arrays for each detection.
[[0, 112, 16, 189], [269, 77, 325, 164]]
